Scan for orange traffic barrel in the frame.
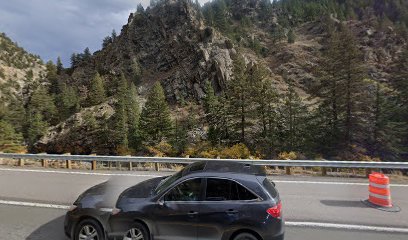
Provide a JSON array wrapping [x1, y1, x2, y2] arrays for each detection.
[[362, 172, 400, 212]]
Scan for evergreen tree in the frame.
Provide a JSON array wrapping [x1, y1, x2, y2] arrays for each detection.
[[111, 30, 117, 41], [390, 48, 408, 155], [28, 85, 57, 124], [278, 82, 310, 152], [313, 26, 368, 156], [83, 47, 92, 61], [140, 82, 173, 145], [70, 53, 78, 68], [228, 54, 251, 143], [213, 0, 230, 33], [250, 64, 279, 157], [137, 3, 144, 13], [287, 28, 296, 43], [45, 60, 59, 94], [0, 120, 23, 152], [26, 112, 48, 147], [203, 3, 215, 26], [111, 74, 129, 150], [127, 82, 141, 149], [88, 73, 106, 106], [204, 81, 221, 145], [368, 81, 403, 160], [58, 83, 79, 120], [102, 36, 112, 49], [56, 56, 63, 75]]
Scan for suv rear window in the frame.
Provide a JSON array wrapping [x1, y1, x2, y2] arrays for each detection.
[[206, 178, 258, 201], [262, 178, 278, 198]]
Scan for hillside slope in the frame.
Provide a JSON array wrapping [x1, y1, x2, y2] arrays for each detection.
[[2, 0, 407, 160]]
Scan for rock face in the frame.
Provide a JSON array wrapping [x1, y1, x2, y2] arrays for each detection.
[[82, 0, 235, 102], [34, 100, 116, 154], [0, 33, 45, 103]]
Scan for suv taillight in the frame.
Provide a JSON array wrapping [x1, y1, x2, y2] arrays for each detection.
[[266, 201, 282, 219]]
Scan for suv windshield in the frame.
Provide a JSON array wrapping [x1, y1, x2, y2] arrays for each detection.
[[154, 170, 183, 195]]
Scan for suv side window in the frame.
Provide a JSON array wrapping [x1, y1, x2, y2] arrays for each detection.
[[164, 178, 202, 201], [205, 178, 258, 201]]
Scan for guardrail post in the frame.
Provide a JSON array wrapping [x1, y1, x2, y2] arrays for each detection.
[[39, 153, 48, 168], [64, 153, 72, 169], [285, 158, 291, 175], [285, 166, 291, 175], [321, 167, 327, 176], [127, 155, 132, 171], [155, 162, 160, 171], [365, 168, 371, 177], [18, 158, 24, 166], [90, 153, 97, 170]]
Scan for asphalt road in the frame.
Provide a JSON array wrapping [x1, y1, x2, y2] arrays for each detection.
[[0, 166, 407, 240]]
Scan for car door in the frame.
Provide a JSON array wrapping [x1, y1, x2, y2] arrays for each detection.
[[197, 177, 260, 240], [152, 177, 203, 240]]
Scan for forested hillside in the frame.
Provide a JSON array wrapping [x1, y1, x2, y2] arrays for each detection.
[[0, 0, 407, 162]]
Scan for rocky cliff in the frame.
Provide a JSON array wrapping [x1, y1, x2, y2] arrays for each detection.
[[73, 0, 236, 103], [0, 33, 45, 104]]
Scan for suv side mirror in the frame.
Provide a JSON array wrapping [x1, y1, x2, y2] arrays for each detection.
[[158, 199, 166, 207]]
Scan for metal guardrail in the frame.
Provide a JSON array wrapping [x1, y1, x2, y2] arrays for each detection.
[[0, 153, 408, 169]]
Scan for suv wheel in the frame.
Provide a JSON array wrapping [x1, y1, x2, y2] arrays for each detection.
[[75, 219, 104, 240], [233, 232, 259, 240], [123, 222, 149, 240]]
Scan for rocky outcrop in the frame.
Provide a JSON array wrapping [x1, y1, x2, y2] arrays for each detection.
[[34, 100, 116, 154], [78, 0, 235, 103], [0, 33, 45, 103]]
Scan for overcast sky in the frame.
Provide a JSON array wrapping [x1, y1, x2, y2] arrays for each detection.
[[0, 0, 210, 66]]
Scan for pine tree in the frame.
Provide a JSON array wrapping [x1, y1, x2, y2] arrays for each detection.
[[83, 47, 92, 61], [111, 30, 117, 41], [368, 81, 403, 160], [88, 73, 106, 106], [58, 83, 79, 120], [26, 112, 48, 147], [228, 54, 251, 143], [278, 82, 310, 152], [287, 28, 296, 44], [313, 26, 368, 156], [137, 3, 144, 13], [140, 82, 173, 145], [56, 56, 63, 75], [204, 81, 221, 145], [102, 36, 112, 49], [127, 82, 141, 150], [390, 48, 408, 155], [0, 120, 23, 152], [111, 74, 129, 150], [250, 64, 279, 156], [213, 0, 230, 33], [28, 85, 57, 124]]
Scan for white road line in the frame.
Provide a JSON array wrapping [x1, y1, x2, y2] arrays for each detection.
[[1, 199, 407, 233], [0, 168, 162, 178], [0, 200, 70, 210], [286, 221, 408, 233], [1, 167, 407, 187]]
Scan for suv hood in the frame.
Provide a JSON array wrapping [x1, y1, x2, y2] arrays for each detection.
[[76, 176, 165, 208]]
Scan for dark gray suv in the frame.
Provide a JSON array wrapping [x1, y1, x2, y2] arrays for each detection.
[[64, 161, 284, 240]]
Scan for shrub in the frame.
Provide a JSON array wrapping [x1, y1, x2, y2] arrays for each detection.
[[219, 143, 251, 159], [146, 141, 175, 157], [278, 151, 297, 160]]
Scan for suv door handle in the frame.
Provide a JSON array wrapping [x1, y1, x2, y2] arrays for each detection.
[[225, 209, 238, 214], [188, 211, 198, 217]]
